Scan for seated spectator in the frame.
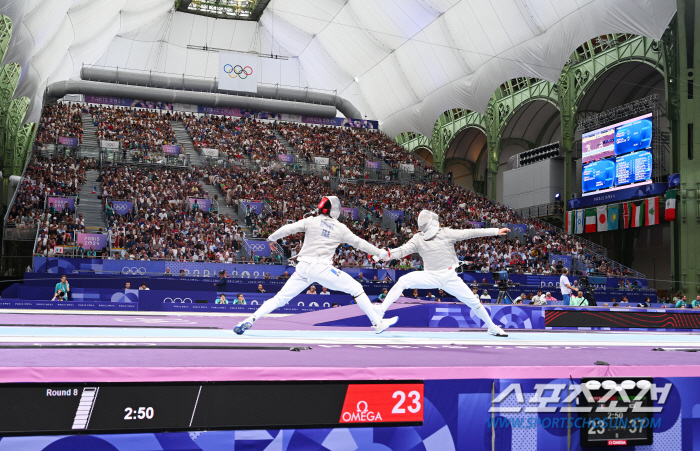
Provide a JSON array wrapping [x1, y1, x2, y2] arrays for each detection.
[[637, 296, 651, 308], [426, 291, 435, 299], [138, 283, 149, 291], [257, 284, 266, 293], [532, 290, 547, 305], [278, 272, 290, 279], [216, 293, 228, 304], [377, 288, 387, 302], [480, 290, 492, 303], [675, 295, 688, 308], [234, 293, 246, 305], [306, 286, 317, 294], [570, 291, 588, 306], [545, 292, 557, 302], [692, 296, 700, 308]]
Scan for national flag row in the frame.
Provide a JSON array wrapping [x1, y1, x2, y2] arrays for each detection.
[[565, 190, 677, 234]]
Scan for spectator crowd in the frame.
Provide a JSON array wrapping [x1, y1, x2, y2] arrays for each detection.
[[21, 103, 634, 278]]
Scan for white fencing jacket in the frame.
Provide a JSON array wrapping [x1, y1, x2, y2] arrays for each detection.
[[391, 227, 500, 272], [268, 215, 383, 265]]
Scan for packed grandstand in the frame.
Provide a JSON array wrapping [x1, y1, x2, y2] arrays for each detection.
[[17, 101, 637, 279]]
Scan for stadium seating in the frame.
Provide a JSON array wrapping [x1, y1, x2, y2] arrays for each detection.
[[22, 102, 635, 277], [89, 105, 178, 153], [35, 102, 83, 145]]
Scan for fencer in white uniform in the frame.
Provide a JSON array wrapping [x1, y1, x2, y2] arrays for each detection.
[[233, 196, 398, 335], [375, 210, 509, 337]]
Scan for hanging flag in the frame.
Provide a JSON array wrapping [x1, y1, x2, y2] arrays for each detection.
[[596, 205, 608, 232], [585, 208, 597, 233], [623, 202, 631, 228], [575, 210, 585, 234], [607, 204, 619, 231], [631, 201, 645, 227], [665, 190, 677, 221], [645, 197, 659, 226], [565, 210, 574, 233]]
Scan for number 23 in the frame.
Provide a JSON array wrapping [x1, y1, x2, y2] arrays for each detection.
[[392, 390, 421, 414]]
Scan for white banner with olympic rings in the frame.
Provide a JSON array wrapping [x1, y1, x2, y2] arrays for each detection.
[[218, 52, 258, 93]]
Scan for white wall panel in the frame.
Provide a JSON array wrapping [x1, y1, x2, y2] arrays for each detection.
[[6, 0, 678, 134]]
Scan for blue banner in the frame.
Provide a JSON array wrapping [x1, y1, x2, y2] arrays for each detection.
[[245, 240, 272, 257], [110, 201, 133, 215], [549, 255, 572, 269], [568, 182, 668, 209], [32, 257, 648, 289], [385, 210, 404, 221], [241, 201, 263, 215], [509, 224, 528, 233]]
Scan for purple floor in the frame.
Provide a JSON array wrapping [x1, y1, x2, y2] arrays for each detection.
[[0, 301, 698, 383]]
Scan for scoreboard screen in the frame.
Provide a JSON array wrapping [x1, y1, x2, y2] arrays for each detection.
[[581, 113, 653, 197], [0, 381, 424, 435], [578, 377, 654, 447]]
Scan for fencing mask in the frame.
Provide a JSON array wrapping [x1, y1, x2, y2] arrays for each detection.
[[417, 210, 440, 240], [318, 196, 341, 219]]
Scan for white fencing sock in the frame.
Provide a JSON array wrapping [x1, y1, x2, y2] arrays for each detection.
[[354, 292, 382, 325]]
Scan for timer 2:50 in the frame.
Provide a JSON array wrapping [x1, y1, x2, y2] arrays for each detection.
[[124, 407, 154, 420]]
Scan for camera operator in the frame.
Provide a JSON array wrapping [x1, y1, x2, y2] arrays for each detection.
[[559, 268, 576, 305]]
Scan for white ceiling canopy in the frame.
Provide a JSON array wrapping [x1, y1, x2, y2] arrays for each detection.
[[4, 0, 677, 137]]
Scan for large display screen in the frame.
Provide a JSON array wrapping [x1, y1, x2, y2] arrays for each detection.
[[0, 381, 424, 435], [581, 113, 652, 197]]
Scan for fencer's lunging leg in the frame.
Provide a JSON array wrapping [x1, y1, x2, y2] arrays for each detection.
[[313, 266, 396, 332], [376, 271, 436, 316], [442, 274, 506, 336], [234, 270, 309, 334], [377, 279, 408, 315]]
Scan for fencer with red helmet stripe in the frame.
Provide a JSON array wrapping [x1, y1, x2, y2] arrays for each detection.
[[318, 196, 341, 219]]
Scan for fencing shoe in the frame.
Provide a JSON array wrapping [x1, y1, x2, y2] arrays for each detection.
[[233, 321, 253, 335], [374, 316, 399, 334], [487, 325, 508, 337]]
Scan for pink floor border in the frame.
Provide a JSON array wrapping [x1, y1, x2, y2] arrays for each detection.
[[3, 365, 700, 382]]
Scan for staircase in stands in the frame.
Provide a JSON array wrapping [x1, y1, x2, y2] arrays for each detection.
[[171, 121, 205, 167]]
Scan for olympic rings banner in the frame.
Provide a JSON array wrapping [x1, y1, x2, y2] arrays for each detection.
[[241, 201, 263, 215], [244, 240, 272, 257], [385, 210, 404, 221], [110, 201, 133, 215], [218, 52, 258, 93]]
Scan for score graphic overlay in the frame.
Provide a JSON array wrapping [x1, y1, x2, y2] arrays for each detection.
[[0, 381, 423, 435], [581, 113, 653, 197], [578, 378, 655, 447]]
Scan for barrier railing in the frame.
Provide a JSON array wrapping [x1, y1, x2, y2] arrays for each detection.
[[515, 202, 564, 219]]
